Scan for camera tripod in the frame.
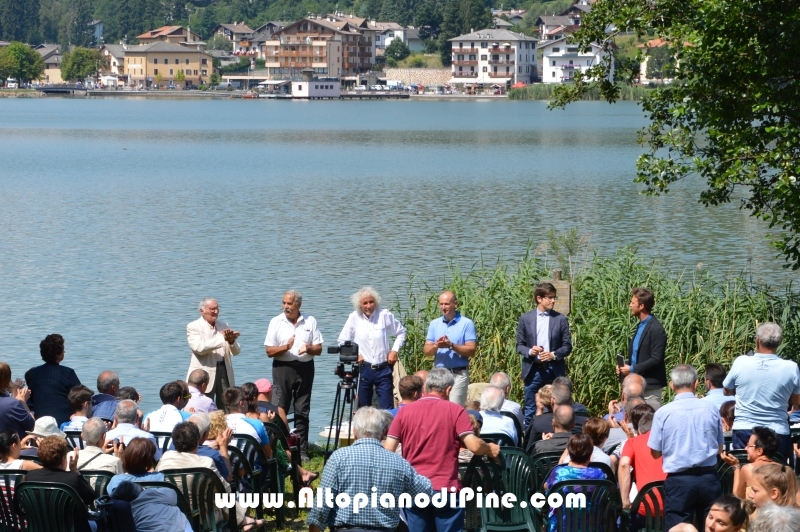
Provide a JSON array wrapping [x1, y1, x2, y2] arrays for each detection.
[[323, 363, 360, 463]]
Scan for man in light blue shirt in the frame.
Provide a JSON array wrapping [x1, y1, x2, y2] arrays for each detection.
[[701, 363, 730, 409], [649, 364, 723, 530], [722, 322, 800, 458], [423, 291, 477, 406]]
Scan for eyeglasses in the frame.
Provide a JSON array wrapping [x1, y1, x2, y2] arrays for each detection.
[[543, 296, 558, 300], [745, 444, 758, 449]]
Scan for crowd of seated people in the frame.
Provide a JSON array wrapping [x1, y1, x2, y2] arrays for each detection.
[[4, 321, 800, 532]]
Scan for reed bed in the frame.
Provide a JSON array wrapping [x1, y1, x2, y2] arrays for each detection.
[[391, 249, 799, 415], [507, 83, 651, 101]]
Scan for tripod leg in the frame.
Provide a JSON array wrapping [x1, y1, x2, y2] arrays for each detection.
[[324, 383, 343, 462]]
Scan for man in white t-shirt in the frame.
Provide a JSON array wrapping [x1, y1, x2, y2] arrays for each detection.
[[723, 322, 800, 458], [264, 290, 323, 461], [143, 382, 191, 434]]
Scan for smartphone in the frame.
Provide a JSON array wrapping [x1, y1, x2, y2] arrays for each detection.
[[616, 353, 625, 367]]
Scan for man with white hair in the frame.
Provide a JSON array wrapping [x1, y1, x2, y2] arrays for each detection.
[[649, 364, 723, 530], [490, 371, 524, 428], [723, 322, 800, 458], [74, 417, 123, 473], [265, 290, 324, 462], [338, 286, 406, 410], [186, 297, 241, 409], [307, 407, 431, 532], [105, 399, 156, 446], [750, 504, 800, 532], [386, 368, 500, 532], [479, 385, 517, 443]]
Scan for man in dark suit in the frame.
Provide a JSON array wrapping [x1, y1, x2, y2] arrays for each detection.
[[516, 282, 572, 428], [616, 287, 667, 409]]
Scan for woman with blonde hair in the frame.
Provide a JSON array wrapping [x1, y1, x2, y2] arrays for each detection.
[[747, 463, 798, 521]]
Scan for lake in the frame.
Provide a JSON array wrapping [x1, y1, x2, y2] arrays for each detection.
[[0, 97, 787, 436]]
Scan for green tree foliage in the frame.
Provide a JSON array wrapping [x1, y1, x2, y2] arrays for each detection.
[[206, 34, 233, 51], [71, 0, 94, 46], [384, 38, 410, 61], [61, 46, 103, 81], [209, 72, 220, 85], [437, 0, 491, 65], [174, 69, 186, 81], [644, 45, 675, 81], [551, 0, 800, 270], [0, 0, 24, 41], [0, 42, 45, 82]]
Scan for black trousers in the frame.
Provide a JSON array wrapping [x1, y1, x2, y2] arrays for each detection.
[[272, 359, 314, 455], [664, 468, 721, 530], [209, 361, 230, 410]]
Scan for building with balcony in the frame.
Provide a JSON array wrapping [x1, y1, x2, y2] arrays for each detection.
[[124, 42, 214, 88], [137, 26, 203, 46], [212, 23, 256, 55], [539, 37, 614, 83], [261, 14, 377, 81], [448, 29, 537, 87]]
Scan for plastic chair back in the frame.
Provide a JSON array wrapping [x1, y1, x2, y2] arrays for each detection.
[[149, 432, 174, 454], [624, 480, 665, 532], [79, 470, 114, 506], [460, 456, 483, 532], [530, 451, 564, 491], [14, 480, 99, 532], [230, 433, 282, 526], [499, 411, 524, 447], [546, 478, 621, 532], [588, 462, 617, 484], [481, 433, 518, 448], [0, 469, 26, 532], [159, 467, 236, 532]]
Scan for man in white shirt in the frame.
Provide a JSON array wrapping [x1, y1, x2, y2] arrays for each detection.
[[723, 322, 800, 458], [106, 400, 156, 446], [143, 381, 190, 433], [338, 286, 406, 410], [186, 297, 241, 409], [74, 417, 123, 474], [479, 386, 518, 444], [265, 290, 323, 461], [489, 372, 524, 429]]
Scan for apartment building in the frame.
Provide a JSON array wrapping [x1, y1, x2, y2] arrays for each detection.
[[261, 14, 377, 80], [137, 26, 203, 46], [449, 29, 537, 86], [539, 38, 614, 83], [124, 42, 213, 88]]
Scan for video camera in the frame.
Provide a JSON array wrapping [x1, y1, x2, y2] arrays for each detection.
[[328, 341, 360, 383], [328, 341, 359, 363]]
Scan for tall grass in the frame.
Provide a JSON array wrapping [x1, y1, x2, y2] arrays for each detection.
[[508, 83, 651, 101], [392, 249, 799, 414]]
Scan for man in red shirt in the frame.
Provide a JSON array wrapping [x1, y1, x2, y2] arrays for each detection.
[[386, 367, 500, 532], [619, 408, 667, 532]]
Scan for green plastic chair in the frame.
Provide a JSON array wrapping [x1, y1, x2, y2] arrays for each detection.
[[64, 431, 85, 450], [264, 421, 301, 509], [545, 478, 621, 532], [149, 431, 174, 454], [622, 480, 665, 532], [500, 412, 525, 447], [0, 469, 26, 532], [481, 433, 519, 448], [461, 456, 484, 532], [588, 462, 617, 485], [230, 433, 283, 527], [717, 452, 746, 495], [492, 447, 540, 532], [137, 480, 200, 531], [14, 481, 101, 532], [79, 470, 115, 506], [530, 450, 564, 491], [159, 467, 246, 532]]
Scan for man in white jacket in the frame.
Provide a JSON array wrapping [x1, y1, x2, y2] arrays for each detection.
[[186, 297, 240, 409]]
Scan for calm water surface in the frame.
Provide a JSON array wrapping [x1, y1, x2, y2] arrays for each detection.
[[0, 98, 787, 435]]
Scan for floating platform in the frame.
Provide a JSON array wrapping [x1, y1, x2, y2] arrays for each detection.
[[37, 86, 88, 96]]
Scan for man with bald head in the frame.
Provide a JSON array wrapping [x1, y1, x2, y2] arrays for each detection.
[[92, 371, 120, 420], [185, 369, 217, 413], [187, 297, 241, 409], [533, 405, 575, 454], [606, 373, 645, 423], [423, 291, 477, 406], [264, 290, 324, 462]]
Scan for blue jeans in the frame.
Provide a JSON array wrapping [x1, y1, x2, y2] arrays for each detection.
[[523, 367, 557, 428], [404, 504, 464, 532], [358, 364, 394, 409]]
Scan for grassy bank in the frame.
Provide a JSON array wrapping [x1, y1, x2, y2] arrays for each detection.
[[508, 83, 651, 101], [391, 249, 799, 414]]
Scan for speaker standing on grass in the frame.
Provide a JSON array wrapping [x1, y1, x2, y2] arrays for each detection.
[[338, 286, 406, 410]]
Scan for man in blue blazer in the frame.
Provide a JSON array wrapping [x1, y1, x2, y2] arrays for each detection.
[[516, 282, 573, 427]]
